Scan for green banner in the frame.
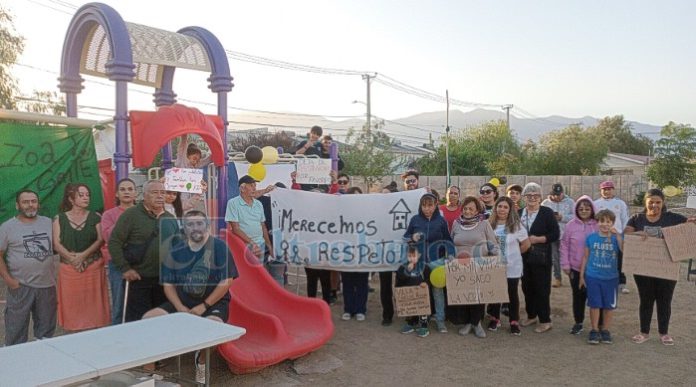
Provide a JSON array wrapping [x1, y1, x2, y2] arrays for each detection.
[[0, 122, 103, 224]]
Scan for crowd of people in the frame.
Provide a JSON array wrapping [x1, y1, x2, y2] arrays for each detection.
[[1, 126, 694, 382], [275, 147, 694, 347]]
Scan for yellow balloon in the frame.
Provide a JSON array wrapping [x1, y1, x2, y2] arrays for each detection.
[[663, 185, 679, 197], [261, 146, 279, 164], [489, 178, 500, 187], [430, 266, 446, 288], [248, 162, 266, 181]]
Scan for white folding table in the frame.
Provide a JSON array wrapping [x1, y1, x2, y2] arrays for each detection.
[[0, 313, 246, 387]]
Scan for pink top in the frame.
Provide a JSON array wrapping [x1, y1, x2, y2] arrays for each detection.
[[439, 204, 462, 232], [100, 206, 126, 263]]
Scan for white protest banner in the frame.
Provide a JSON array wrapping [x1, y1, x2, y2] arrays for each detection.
[[295, 158, 332, 185], [661, 222, 696, 262], [394, 285, 431, 317], [623, 235, 680, 281], [164, 168, 203, 194], [270, 188, 426, 271], [445, 257, 509, 305]]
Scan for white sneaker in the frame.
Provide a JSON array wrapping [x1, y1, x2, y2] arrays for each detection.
[[194, 351, 206, 384], [195, 362, 206, 384], [458, 323, 472, 336], [341, 313, 351, 321], [621, 285, 630, 294], [474, 323, 487, 338], [356, 313, 366, 321]]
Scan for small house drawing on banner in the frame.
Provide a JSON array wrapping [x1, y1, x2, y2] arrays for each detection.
[[389, 199, 412, 230]]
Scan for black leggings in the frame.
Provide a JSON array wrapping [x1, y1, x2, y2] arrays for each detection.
[[489, 278, 520, 323], [568, 270, 587, 324], [634, 274, 676, 335], [305, 268, 331, 304]]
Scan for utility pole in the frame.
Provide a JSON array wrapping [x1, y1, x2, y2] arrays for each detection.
[[502, 104, 513, 131], [445, 90, 451, 187], [500, 104, 514, 155], [362, 73, 376, 133]]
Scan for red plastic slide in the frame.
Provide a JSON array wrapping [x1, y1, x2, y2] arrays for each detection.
[[218, 231, 334, 374]]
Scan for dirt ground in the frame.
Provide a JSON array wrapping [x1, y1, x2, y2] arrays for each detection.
[[2, 262, 695, 386]]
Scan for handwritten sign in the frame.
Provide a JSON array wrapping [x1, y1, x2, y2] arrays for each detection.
[[0, 123, 103, 223], [295, 158, 332, 185], [662, 223, 696, 262], [686, 186, 696, 209], [394, 285, 431, 317], [164, 168, 203, 194], [271, 188, 425, 271], [445, 257, 508, 305], [623, 235, 680, 281]]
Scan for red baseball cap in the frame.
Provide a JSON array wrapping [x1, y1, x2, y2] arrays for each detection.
[[599, 181, 615, 189]]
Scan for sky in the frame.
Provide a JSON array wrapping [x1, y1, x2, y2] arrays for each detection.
[[5, 0, 696, 133]]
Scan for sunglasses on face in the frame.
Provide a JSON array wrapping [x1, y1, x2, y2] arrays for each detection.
[[337, 180, 349, 185], [405, 179, 418, 184], [480, 189, 493, 195]]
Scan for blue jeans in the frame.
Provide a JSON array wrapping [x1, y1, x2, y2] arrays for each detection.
[[431, 286, 445, 322], [427, 260, 446, 323], [107, 261, 124, 325]]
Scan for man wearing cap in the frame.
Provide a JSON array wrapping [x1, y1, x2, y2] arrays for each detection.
[[225, 175, 274, 260], [542, 183, 575, 287], [594, 180, 630, 293]]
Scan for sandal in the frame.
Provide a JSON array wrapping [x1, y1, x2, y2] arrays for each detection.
[[660, 335, 674, 346], [631, 333, 649, 344]]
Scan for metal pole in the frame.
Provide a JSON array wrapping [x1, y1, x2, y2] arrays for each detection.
[[362, 73, 375, 133], [446, 90, 451, 187], [502, 104, 514, 131]]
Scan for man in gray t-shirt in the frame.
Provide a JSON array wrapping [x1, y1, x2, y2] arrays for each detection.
[[0, 190, 57, 345]]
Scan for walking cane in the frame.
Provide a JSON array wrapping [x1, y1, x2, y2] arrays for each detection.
[[122, 280, 129, 324]]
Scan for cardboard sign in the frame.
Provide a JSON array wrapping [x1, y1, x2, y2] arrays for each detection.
[[295, 158, 332, 185], [445, 257, 509, 305], [164, 168, 203, 194], [623, 235, 680, 281], [662, 222, 696, 262], [394, 285, 431, 317]]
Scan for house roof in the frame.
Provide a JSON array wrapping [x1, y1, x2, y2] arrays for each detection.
[[389, 198, 412, 214], [605, 152, 653, 165]]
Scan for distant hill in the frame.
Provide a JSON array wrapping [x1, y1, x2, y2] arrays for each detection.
[[228, 108, 663, 147]]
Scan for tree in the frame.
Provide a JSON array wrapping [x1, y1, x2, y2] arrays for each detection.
[[17, 91, 66, 116], [342, 126, 400, 189], [532, 124, 609, 175], [417, 120, 520, 175], [0, 5, 24, 110], [587, 115, 653, 156], [646, 122, 696, 188]]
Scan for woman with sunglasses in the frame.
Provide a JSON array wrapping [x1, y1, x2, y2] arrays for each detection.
[[336, 173, 350, 194], [519, 182, 560, 333], [479, 183, 499, 219]]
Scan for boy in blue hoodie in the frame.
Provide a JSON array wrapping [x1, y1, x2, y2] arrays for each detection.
[[403, 193, 454, 333]]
